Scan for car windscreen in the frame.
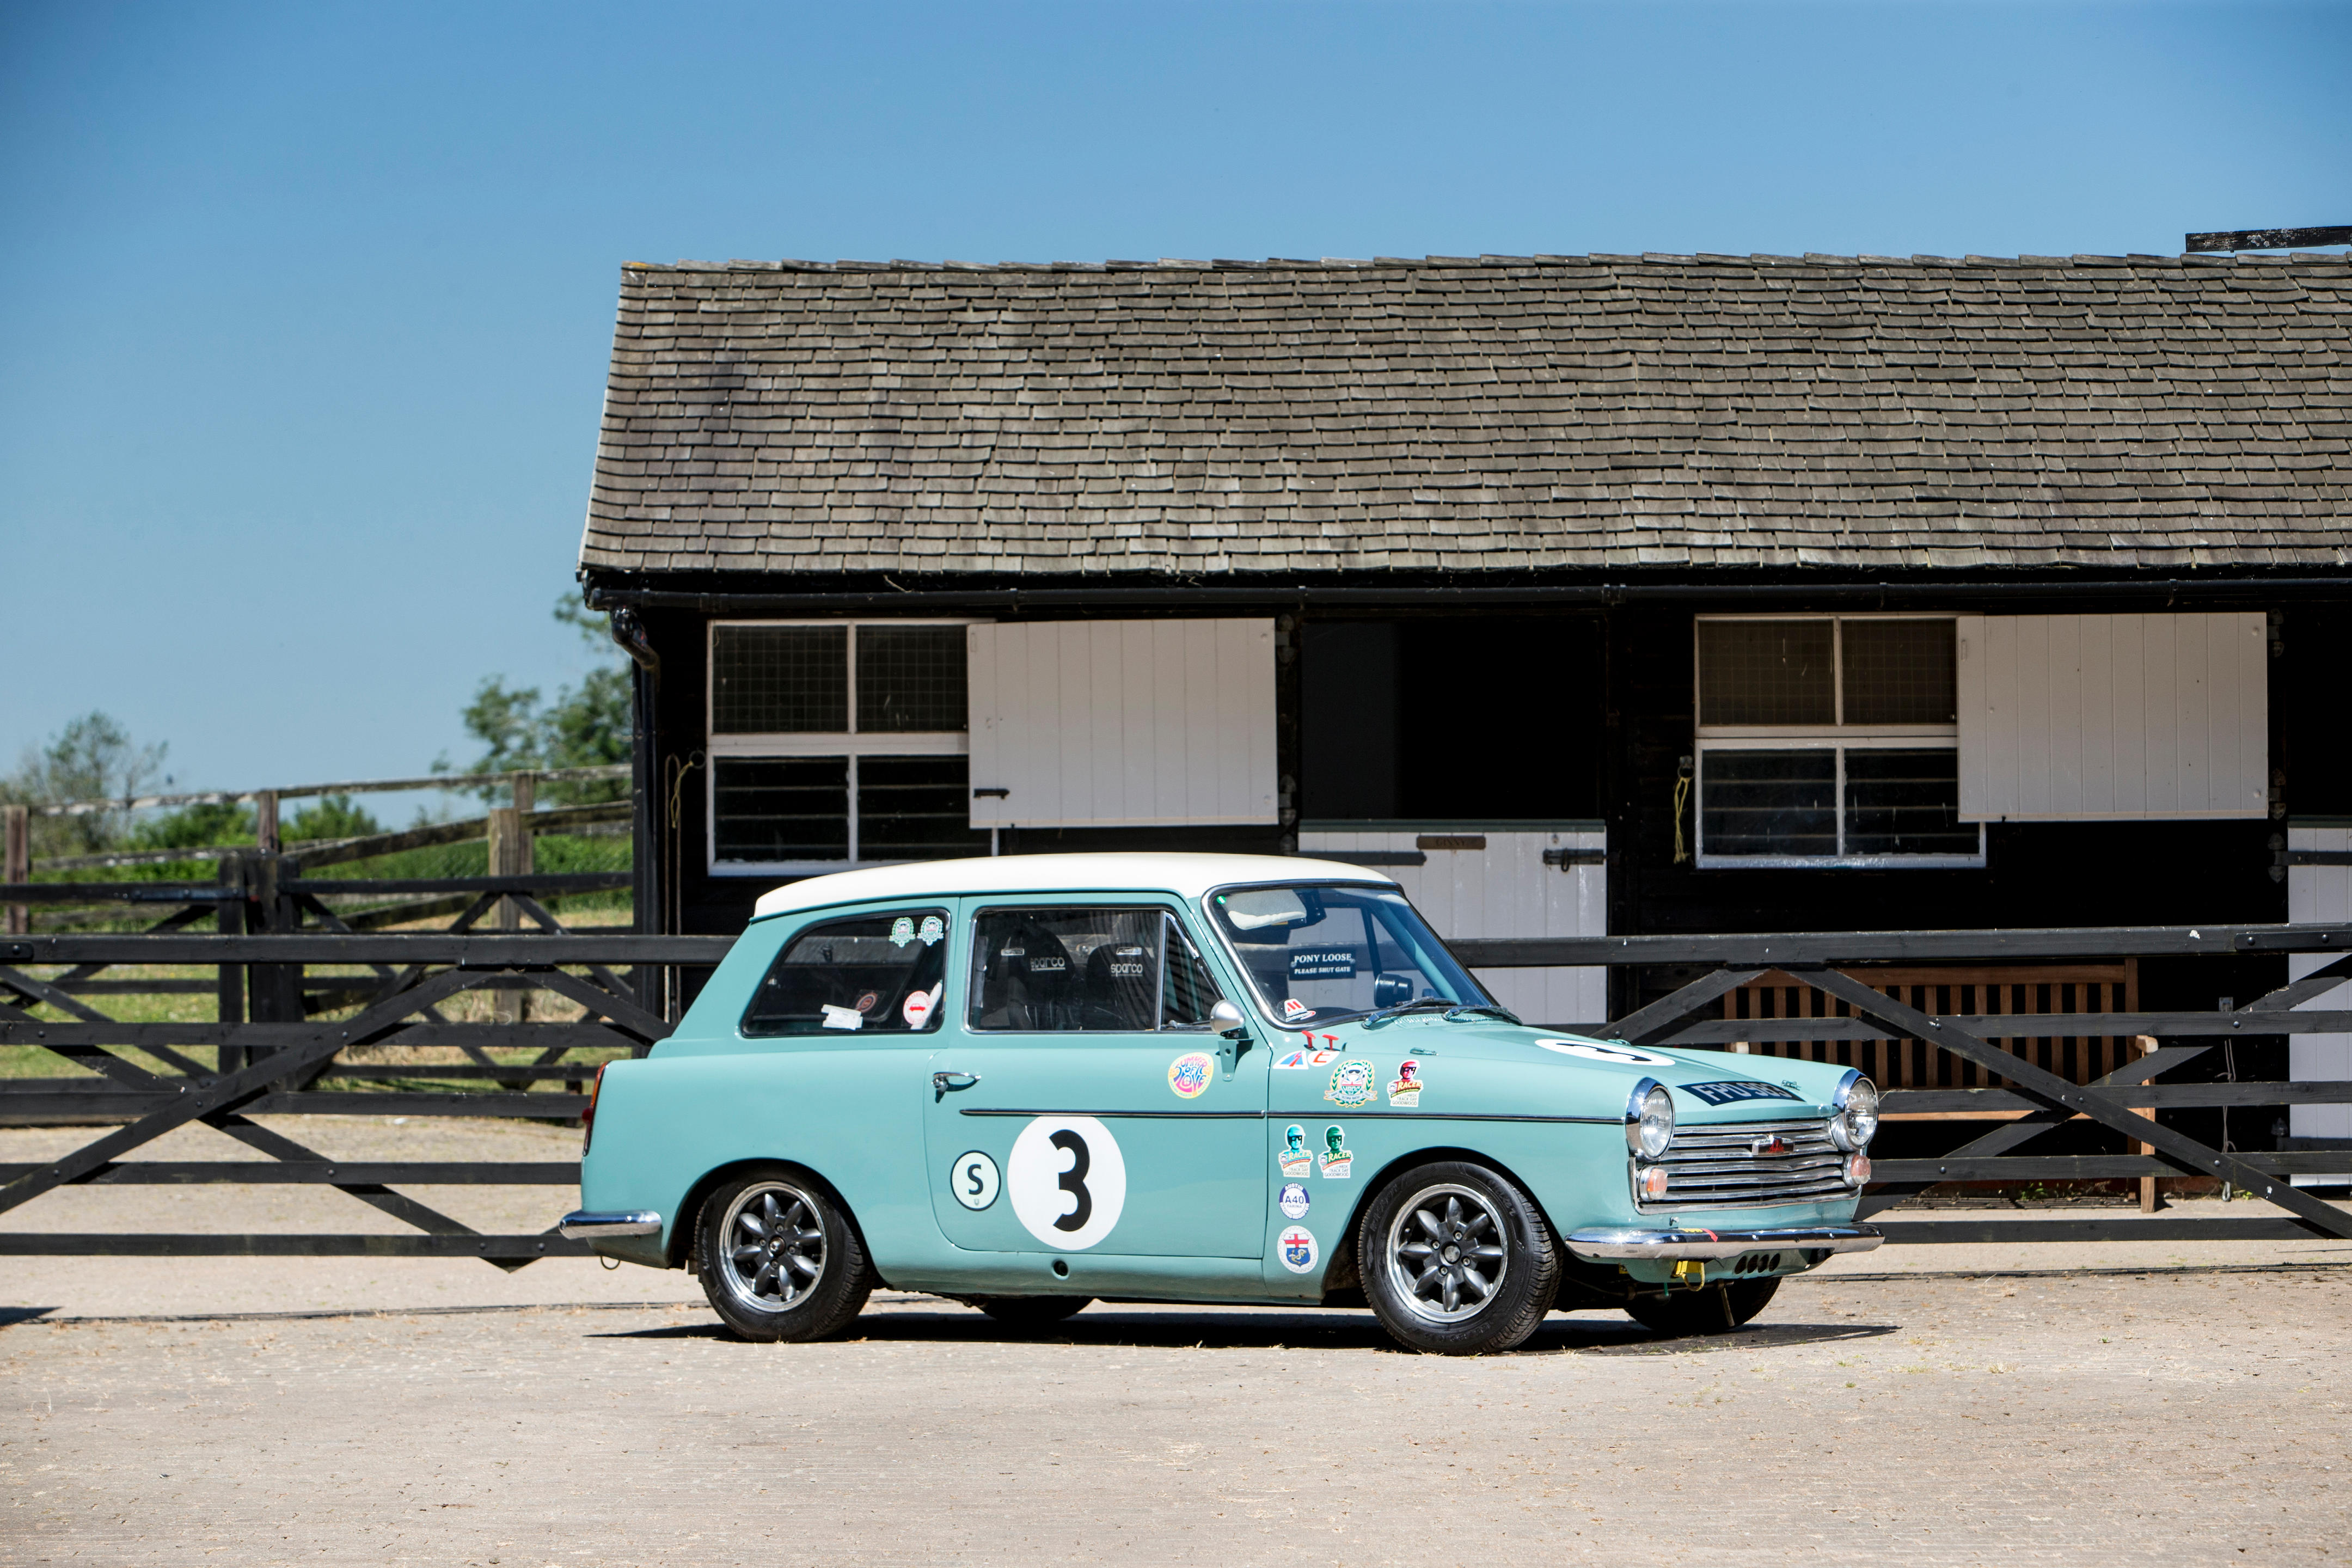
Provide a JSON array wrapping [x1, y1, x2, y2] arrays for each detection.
[[1204, 884, 1490, 1026]]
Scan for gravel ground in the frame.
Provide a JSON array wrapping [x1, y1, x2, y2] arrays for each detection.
[[4, 1270, 2348, 1566], [6, 1117, 2351, 1564]]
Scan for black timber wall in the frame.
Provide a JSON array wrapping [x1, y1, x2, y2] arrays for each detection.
[[634, 594, 2345, 1018]]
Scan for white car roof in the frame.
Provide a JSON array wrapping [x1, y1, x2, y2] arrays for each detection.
[[750, 852, 1393, 920]]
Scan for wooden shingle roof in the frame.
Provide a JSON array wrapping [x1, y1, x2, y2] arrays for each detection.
[[579, 253, 2352, 578]]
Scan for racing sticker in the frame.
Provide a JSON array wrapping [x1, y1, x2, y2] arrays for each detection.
[[1273, 1046, 1343, 1070], [853, 991, 881, 1014], [1681, 1080, 1803, 1106], [1535, 1039, 1676, 1067], [1277, 1181, 1311, 1220], [947, 1150, 1001, 1211], [1288, 947, 1359, 981], [1007, 1116, 1127, 1250], [890, 916, 917, 948], [902, 983, 941, 1029], [1316, 1125, 1353, 1179], [1167, 1051, 1215, 1100], [1278, 1124, 1314, 1178], [1282, 997, 1315, 1021], [918, 914, 945, 946], [1277, 1224, 1319, 1275], [1386, 1060, 1424, 1108], [1324, 1057, 1377, 1108]]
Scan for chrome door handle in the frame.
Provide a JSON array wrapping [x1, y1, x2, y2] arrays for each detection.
[[932, 1070, 982, 1101]]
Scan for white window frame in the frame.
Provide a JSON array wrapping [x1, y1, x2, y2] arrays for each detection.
[[1693, 612, 1985, 870], [707, 618, 985, 875]]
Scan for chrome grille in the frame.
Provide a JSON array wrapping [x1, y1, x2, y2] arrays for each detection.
[[1634, 1117, 1850, 1213]]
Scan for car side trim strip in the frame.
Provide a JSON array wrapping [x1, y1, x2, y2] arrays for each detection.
[[959, 1109, 1266, 1119], [957, 1108, 1615, 1123]]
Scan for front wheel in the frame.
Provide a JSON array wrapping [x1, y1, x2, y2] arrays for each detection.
[[1359, 1160, 1560, 1354], [1625, 1275, 1780, 1337], [697, 1168, 873, 1343]]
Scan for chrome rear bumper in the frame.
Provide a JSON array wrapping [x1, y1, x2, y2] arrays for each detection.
[[557, 1210, 662, 1240], [1566, 1223, 1883, 1263]]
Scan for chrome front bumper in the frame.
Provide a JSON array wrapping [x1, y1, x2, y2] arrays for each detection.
[[1566, 1223, 1883, 1263], [557, 1210, 663, 1240]]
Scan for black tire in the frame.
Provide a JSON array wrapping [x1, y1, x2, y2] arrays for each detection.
[[975, 1296, 1093, 1327], [1626, 1275, 1781, 1337], [696, 1168, 873, 1343], [1358, 1160, 1560, 1355]]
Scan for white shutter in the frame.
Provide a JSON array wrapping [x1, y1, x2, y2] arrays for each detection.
[[1956, 612, 2268, 822], [966, 619, 1277, 829], [1297, 828, 1608, 1028]]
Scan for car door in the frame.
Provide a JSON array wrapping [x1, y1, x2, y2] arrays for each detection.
[[923, 900, 1267, 1259]]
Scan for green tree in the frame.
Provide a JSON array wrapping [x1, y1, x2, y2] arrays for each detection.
[[283, 794, 383, 843], [1, 712, 168, 856], [438, 595, 632, 806], [131, 800, 254, 850]]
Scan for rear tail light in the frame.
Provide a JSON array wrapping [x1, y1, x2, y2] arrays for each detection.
[[581, 1062, 611, 1154]]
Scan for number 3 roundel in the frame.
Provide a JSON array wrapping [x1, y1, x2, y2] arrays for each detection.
[[1007, 1116, 1127, 1250]]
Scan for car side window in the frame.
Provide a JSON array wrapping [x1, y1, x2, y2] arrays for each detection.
[[968, 908, 1225, 1032], [740, 909, 951, 1037]]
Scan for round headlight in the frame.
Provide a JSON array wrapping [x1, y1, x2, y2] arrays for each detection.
[[1830, 1072, 1880, 1152], [1625, 1079, 1675, 1160]]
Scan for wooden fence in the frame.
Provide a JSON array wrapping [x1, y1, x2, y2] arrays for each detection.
[[0, 909, 2346, 1264]]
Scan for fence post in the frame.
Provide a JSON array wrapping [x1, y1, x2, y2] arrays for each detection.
[[215, 855, 248, 1071], [2133, 1033, 2161, 1214], [487, 805, 529, 1023], [3, 804, 26, 936], [255, 791, 280, 855], [248, 852, 302, 1027]]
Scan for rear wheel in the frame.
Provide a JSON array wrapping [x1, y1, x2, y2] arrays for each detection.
[[1359, 1160, 1559, 1355], [976, 1296, 1092, 1327], [697, 1169, 873, 1343], [1625, 1275, 1780, 1337]]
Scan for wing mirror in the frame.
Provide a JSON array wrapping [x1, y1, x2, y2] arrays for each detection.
[[1210, 999, 1248, 1038]]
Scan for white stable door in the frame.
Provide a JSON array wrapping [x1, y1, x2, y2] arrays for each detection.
[[1296, 827, 1607, 1028]]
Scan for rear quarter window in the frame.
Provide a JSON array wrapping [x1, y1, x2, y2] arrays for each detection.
[[740, 909, 952, 1037]]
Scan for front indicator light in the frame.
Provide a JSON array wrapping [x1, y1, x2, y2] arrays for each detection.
[[1843, 1152, 1872, 1187], [1638, 1165, 1670, 1201]]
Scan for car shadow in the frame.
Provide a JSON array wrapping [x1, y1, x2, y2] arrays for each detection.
[[590, 1304, 1901, 1354], [1564, 1320, 1903, 1355], [0, 1307, 57, 1330]]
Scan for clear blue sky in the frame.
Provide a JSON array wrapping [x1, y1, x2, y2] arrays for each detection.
[[3, 1, 2345, 798]]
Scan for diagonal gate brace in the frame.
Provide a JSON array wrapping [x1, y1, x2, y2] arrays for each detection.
[[0, 964, 483, 1218], [1798, 965, 2352, 1242]]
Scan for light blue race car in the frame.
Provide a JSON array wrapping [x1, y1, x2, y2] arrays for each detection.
[[562, 853, 1881, 1353]]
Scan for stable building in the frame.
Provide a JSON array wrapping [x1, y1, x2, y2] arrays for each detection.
[[575, 250, 2352, 1150]]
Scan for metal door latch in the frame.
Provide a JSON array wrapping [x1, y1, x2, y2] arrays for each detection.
[[932, 1070, 982, 1101]]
